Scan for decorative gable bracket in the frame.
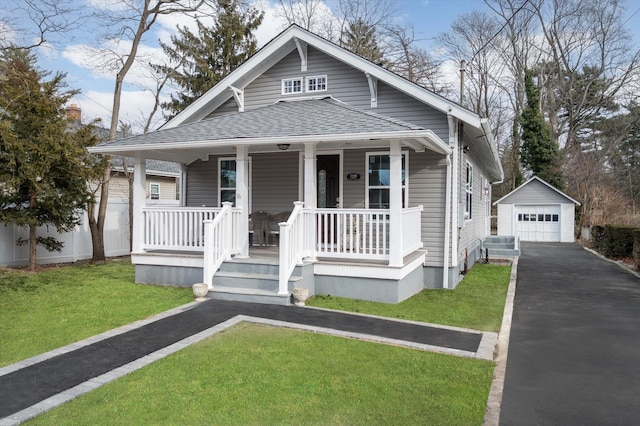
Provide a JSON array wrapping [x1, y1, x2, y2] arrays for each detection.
[[294, 38, 307, 72], [365, 72, 377, 108], [229, 86, 244, 112]]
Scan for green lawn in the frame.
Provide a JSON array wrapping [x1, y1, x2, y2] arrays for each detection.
[[307, 264, 511, 332], [0, 260, 192, 367], [28, 322, 494, 426]]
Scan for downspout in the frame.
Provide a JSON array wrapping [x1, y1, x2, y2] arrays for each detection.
[[444, 112, 458, 289], [443, 153, 452, 290]]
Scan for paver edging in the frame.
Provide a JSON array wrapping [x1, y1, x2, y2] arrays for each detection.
[[483, 256, 519, 426]]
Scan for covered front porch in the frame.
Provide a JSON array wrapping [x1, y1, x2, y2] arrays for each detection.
[[92, 98, 452, 303]]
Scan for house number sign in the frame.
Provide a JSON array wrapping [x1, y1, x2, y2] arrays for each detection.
[[346, 173, 361, 181]]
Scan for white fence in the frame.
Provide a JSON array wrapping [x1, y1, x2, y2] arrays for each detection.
[[0, 199, 130, 267]]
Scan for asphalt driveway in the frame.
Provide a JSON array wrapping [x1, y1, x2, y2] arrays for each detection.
[[500, 242, 640, 425]]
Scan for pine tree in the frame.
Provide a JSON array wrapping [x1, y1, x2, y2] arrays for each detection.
[[340, 18, 385, 63], [0, 49, 103, 271], [156, 0, 263, 117], [520, 69, 563, 188]]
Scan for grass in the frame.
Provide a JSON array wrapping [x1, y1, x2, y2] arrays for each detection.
[[307, 263, 512, 332], [0, 260, 192, 367], [28, 322, 494, 426]]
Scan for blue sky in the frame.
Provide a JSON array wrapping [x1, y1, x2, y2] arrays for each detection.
[[10, 0, 640, 132]]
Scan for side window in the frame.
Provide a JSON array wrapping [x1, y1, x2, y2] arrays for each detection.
[[282, 78, 303, 95], [464, 161, 473, 220], [149, 183, 160, 200], [306, 75, 327, 92]]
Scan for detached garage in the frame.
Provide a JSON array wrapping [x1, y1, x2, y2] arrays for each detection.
[[494, 177, 580, 243]]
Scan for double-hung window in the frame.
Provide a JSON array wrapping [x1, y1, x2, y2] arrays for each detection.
[[464, 161, 473, 220], [366, 152, 408, 209], [219, 158, 236, 206], [149, 183, 160, 200]]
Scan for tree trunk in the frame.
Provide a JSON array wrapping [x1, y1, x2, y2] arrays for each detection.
[[28, 193, 37, 271]]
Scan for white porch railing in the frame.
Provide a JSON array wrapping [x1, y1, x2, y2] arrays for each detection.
[[142, 206, 220, 251], [315, 208, 391, 260], [278, 202, 313, 294], [203, 202, 235, 288], [402, 206, 424, 256]]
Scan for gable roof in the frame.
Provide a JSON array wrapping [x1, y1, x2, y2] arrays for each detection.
[[163, 24, 485, 130], [91, 97, 451, 163], [493, 176, 581, 206]]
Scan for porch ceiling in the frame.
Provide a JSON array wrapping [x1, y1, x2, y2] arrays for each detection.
[[89, 98, 451, 164]]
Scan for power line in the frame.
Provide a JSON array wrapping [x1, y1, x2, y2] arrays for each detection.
[[468, 0, 531, 65]]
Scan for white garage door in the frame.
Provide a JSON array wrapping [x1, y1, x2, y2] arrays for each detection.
[[515, 205, 561, 242]]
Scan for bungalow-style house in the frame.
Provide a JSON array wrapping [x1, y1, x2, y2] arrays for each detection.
[[90, 25, 503, 304]]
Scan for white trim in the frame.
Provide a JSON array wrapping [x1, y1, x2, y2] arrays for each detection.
[[90, 130, 452, 156], [294, 37, 307, 72], [493, 176, 580, 206], [314, 250, 426, 280], [218, 157, 236, 206], [306, 74, 327, 92], [281, 77, 303, 95], [464, 161, 473, 221], [229, 86, 244, 112], [365, 72, 377, 108], [162, 25, 484, 130], [365, 150, 409, 209], [149, 182, 160, 200]]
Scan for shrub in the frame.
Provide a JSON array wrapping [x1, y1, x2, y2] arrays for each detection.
[[603, 224, 639, 258], [592, 225, 606, 252], [633, 230, 640, 269]]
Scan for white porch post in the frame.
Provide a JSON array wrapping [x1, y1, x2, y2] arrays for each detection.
[[389, 140, 403, 266], [304, 142, 317, 259], [132, 153, 147, 254], [236, 145, 249, 258]]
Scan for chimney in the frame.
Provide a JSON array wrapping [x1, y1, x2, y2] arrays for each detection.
[[66, 103, 81, 123]]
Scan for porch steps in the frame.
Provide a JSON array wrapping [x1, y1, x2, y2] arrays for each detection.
[[482, 235, 520, 258], [209, 256, 307, 305]]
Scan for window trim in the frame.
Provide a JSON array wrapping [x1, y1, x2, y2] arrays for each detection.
[[464, 161, 473, 220], [218, 157, 237, 207], [149, 182, 160, 200], [281, 77, 303, 95], [365, 151, 409, 209], [306, 75, 327, 92]]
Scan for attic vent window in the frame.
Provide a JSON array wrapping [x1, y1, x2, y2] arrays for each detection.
[[306, 75, 327, 92], [282, 78, 303, 94]]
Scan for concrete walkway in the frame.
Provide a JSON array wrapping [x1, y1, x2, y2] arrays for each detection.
[[499, 242, 640, 425], [0, 299, 496, 425]]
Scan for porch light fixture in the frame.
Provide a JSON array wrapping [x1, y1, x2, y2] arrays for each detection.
[[277, 144, 290, 150]]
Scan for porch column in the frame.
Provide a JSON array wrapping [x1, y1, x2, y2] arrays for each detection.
[[236, 145, 249, 258], [389, 140, 403, 266], [132, 153, 147, 254], [303, 142, 317, 209]]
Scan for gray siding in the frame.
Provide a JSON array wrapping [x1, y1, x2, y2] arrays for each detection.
[[243, 47, 449, 141], [500, 179, 571, 205], [186, 157, 216, 207], [458, 152, 491, 263], [205, 97, 238, 119], [251, 152, 299, 213]]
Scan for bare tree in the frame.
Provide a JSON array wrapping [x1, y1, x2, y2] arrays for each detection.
[[0, 0, 84, 51], [88, 0, 211, 261], [275, 0, 336, 37]]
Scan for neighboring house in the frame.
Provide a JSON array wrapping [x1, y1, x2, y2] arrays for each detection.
[[494, 176, 579, 243], [90, 25, 503, 304], [109, 157, 181, 205]]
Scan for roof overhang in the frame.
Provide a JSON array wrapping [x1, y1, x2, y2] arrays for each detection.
[[89, 129, 451, 164], [493, 176, 581, 206]]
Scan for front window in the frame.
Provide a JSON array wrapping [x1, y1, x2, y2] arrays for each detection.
[[219, 158, 236, 206], [465, 161, 473, 220], [149, 183, 160, 200], [366, 152, 407, 209]]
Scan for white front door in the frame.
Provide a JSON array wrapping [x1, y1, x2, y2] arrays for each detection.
[[515, 205, 561, 242]]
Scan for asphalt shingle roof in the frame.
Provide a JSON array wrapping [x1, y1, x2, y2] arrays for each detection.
[[96, 98, 426, 148]]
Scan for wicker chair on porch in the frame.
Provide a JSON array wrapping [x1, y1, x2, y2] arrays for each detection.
[[268, 211, 291, 246], [248, 211, 269, 246]]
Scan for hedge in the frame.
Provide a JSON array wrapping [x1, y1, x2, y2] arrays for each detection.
[[592, 224, 639, 258], [634, 230, 640, 269]]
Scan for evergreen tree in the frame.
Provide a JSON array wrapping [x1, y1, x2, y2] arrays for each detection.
[[156, 0, 263, 117], [340, 18, 385, 63], [0, 49, 103, 271], [519, 69, 563, 188]]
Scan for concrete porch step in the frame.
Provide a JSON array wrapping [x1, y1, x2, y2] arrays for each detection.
[[210, 286, 291, 305], [483, 247, 520, 258], [212, 270, 302, 292]]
